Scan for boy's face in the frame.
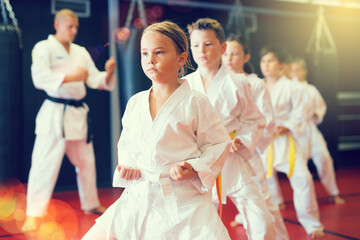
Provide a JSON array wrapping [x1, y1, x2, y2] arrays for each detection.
[[190, 29, 226, 70], [282, 63, 292, 80], [222, 40, 250, 74], [290, 62, 307, 82], [260, 52, 281, 79]]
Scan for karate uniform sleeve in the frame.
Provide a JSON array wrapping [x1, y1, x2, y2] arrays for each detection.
[[113, 97, 137, 188], [312, 86, 327, 124], [83, 47, 115, 91], [281, 82, 306, 138], [254, 82, 276, 152], [31, 42, 65, 92], [234, 79, 266, 159], [187, 97, 231, 193]]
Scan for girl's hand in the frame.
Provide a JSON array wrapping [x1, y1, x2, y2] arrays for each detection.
[[170, 161, 198, 181], [117, 165, 141, 181], [230, 138, 242, 153]]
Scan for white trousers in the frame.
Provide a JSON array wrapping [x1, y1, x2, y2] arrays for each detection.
[[267, 173, 284, 205], [265, 158, 323, 234], [270, 123, 340, 205], [234, 152, 289, 240], [310, 124, 339, 196], [26, 135, 100, 217], [228, 181, 276, 240]]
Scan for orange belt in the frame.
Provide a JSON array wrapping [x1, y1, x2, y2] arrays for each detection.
[[267, 133, 295, 178], [216, 131, 235, 218]]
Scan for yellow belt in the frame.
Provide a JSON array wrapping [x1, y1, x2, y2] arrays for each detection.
[[267, 133, 295, 178], [216, 131, 235, 218], [228, 131, 235, 140]]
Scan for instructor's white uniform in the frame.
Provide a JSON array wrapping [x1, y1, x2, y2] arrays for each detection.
[[26, 35, 115, 217]]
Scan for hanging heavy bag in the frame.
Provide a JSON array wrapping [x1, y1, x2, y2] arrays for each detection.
[[0, 0, 23, 179], [117, 27, 151, 115], [305, 7, 339, 159], [116, 0, 150, 116]]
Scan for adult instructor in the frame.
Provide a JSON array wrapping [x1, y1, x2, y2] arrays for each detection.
[[22, 8, 116, 231]]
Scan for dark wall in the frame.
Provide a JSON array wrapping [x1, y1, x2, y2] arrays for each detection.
[[125, 0, 360, 167], [242, 1, 360, 166], [7, 0, 360, 189], [12, 0, 113, 189]]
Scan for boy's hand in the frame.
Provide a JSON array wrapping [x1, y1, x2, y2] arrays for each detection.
[[117, 165, 141, 181], [275, 126, 290, 135], [170, 161, 198, 181], [230, 138, 242, 153]]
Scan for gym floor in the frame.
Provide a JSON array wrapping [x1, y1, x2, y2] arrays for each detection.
[[1, 167, 359, 240]]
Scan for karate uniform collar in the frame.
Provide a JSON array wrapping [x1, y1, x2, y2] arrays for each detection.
[[48, 34, 73, 55]]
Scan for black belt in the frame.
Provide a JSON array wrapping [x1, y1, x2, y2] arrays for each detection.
[[46, 95, 93, 143], [46, 95, 85, 107]]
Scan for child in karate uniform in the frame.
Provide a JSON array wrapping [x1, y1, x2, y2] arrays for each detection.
[[82, 21, 232, 240], [259, 43, 325, 238], [186, 18, 276, 240], [290, 57, 345, 205], [222, 34, 289, 240]]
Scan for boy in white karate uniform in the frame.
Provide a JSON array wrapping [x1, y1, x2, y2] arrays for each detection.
[[259, 43, 325, 238], [222, 34, 289, 240], [82, 21, 232, 240], [290, 57, 345, 205], [22, 9, 116, 231], [186, 18, 276, 240]]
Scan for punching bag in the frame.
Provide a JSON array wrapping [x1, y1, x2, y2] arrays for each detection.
[[0, 24, 23, 178], [305, 6, 339, 161], [306, 52, 339, 160], [117, 27, 151, 116]]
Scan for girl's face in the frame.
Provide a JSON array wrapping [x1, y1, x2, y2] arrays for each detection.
[[222, 40, 250, 74], [260, 52, 282, 79], [190, 29, 226, 70], [141, 31, 186, 84]]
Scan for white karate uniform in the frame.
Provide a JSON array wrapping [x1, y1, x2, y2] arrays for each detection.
[[298, 81, 340, 196], [261, 76, 324, 234], [233, 74, 289, 240], [83, 80, 232, 240], [186, 66, 276, 240], [26, 35, 115, 217]]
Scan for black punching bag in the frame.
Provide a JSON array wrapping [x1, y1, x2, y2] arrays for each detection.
[[0, 25, 23, 179], [117, 28, 151, 116]]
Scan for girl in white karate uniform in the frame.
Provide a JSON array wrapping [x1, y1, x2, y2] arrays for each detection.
[[22, 9, 116, 231], [290, 58, 345, 205], [82, 21, 232, 240], [222, 34, 289, 240], [186, 18, 276, 240], [259, 44, 324, 238]]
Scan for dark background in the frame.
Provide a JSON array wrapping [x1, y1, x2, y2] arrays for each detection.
[[2, 0, 359, 190]]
